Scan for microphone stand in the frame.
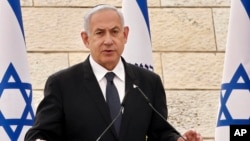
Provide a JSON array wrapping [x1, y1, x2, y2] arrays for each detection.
[[96, 89, 130, 141], [133, 84, 187, 141], [96, 106, 124, 141]]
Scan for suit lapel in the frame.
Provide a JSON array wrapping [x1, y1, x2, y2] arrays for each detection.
[[81, 57, 119, 138], [81, 57, 142, 139], [81, 58, 111, 123], [119, 59, 140, 139]]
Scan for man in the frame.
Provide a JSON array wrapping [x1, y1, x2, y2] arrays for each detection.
[[25, 4, 202, 141]]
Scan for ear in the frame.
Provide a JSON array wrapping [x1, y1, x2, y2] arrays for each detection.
[[123, 26, 129, 43], [81, 31, 90, 48]]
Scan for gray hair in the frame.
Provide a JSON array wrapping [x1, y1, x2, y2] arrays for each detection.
[[83, 4, 125, 35]]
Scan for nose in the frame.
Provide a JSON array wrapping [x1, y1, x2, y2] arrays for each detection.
[[103, 33, 113, 45]]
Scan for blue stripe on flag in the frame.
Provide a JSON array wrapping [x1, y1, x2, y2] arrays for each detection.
[[136, 0, 151, 37], [241, 0, 250, 19], [8, 0, 25, 37]]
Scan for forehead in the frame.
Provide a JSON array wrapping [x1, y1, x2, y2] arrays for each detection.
[[89, 9, 122, 29]]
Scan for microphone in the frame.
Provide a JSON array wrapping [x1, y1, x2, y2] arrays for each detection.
[[133, 84, 187, 141], [96, 90, 129, 141], [96, 106, 124, 141]]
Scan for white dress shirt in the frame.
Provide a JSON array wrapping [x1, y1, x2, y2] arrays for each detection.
[[89, 55, 125, 103]]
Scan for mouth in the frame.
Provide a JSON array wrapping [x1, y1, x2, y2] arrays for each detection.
[[103, 49, 114, 53], [103, 50, 114, 55]]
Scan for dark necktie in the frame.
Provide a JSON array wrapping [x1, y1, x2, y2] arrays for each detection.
[[105, 72, 122, 135]]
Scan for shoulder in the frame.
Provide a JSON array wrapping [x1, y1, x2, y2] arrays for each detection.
[[51, 62, 84, 78], [47, 58, 91, 83]]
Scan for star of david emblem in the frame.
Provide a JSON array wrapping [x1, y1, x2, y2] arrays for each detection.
[[0, 63, 34, 140], [217, 63, 250, 127]]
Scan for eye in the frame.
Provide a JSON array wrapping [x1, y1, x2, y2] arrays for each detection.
[[95, 31, 103, 35], [112, 29, 119, 35]]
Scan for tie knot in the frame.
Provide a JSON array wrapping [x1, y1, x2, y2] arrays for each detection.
[[105, 72, 116, 82]]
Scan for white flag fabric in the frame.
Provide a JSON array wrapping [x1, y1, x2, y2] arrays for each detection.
[[121, 0, 153, 71], [215, 0, 250, 140], [0, 0, 35, 140]]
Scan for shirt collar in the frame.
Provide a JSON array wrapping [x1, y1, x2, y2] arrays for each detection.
[[89, 55, 125, 82]]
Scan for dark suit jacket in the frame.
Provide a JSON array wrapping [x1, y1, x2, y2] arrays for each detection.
[[25, 57, 181, 141]]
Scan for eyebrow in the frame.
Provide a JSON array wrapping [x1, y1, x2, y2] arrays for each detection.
[[95, 26, 121, 31]]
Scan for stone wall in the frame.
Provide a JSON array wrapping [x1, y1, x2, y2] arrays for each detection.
[[21, 0, 231, 140]]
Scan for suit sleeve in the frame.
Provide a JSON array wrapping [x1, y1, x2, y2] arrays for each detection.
[[25, 74, 64, 141], [147, 74, 181, 141]]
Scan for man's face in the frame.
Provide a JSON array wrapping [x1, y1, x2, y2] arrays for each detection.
[[81, 9, 129, 70]]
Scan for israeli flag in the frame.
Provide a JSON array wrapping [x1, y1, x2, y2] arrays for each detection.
[[0, 0, 35, 140], [121, 0, 153, 71], [215, 0, 250, 140]]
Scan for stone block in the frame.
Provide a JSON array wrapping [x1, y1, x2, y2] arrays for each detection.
[[166, 90, 219, 138], [213, 8, 230, 51], [21, 0, 32, 6], [162, 53, 224, 89], [22, 8, 88, 51], [34, 0, 120, 7], [152, 52, 163, 79], [33, 0, 160, 7], [28, 53, 69, 89], [69, 52, 90, 66], [161, 0, 230, 7], [150, 8, 216, 51], [32, 90, 43, 111]]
